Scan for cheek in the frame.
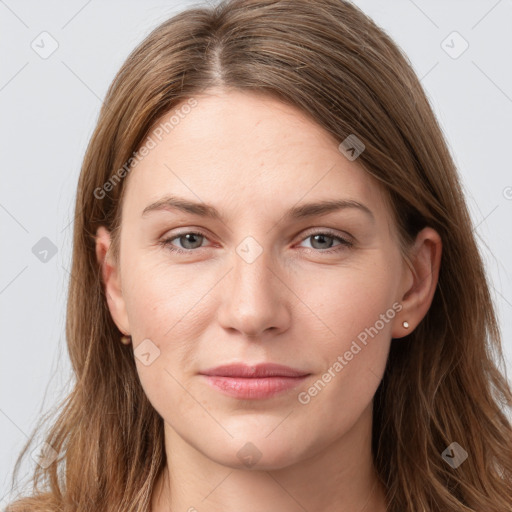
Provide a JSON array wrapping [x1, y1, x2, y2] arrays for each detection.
[[294, 314, 392, 449], [302, 255, 399, 342], [122, 254, 210, 338], [121, 260, 202, 421], [295, 257, 398, 408], [121, 252, 228, 377]]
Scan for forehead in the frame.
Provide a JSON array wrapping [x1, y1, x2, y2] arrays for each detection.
[[122, 90, 388, 223]]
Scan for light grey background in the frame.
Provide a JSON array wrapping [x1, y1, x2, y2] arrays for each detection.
[[1, 0, 511, 506]]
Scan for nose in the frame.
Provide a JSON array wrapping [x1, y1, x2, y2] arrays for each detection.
[[215, 245, 291, 339]]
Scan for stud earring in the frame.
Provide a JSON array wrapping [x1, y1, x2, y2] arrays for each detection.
[[120, 335, 132, 345], [402, 321, 409, 329]]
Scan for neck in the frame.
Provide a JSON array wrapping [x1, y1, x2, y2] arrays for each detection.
[[151, 403, 387, 512]]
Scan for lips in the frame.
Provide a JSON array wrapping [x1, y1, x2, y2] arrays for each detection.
[[200, 363, 309, 378], [199, 363, 311, 399]]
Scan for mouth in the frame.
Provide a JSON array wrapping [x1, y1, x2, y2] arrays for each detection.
[[199, 363, 311, 400]]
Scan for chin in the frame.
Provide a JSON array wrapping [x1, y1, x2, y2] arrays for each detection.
[[202, 433, 308, 471]]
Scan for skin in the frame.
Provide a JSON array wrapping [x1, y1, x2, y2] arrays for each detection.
[[95, 88, 442, 512]]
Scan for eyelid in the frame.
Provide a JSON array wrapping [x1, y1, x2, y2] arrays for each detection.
[[161, 225, 354, 243], [159, 226, 355, 254], [298, 226, 354, 244]]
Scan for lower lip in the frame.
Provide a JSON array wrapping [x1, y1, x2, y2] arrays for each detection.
[[202, 375, 309, 399]]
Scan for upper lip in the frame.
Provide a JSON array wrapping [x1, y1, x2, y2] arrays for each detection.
[[200, 363, 310, 378]]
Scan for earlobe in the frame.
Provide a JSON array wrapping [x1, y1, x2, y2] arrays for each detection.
[[95, 226, 130, 335], [392, 227, 442, 339]]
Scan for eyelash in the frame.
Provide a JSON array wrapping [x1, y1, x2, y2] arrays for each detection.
[[158, 229, 354, 255]]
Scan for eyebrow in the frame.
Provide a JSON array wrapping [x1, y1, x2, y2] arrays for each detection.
[[141, 194, 375, 223]]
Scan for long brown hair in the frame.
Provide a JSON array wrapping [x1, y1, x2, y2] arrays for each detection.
[[5, 0, 512, 510]]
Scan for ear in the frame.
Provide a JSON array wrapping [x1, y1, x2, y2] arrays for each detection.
[[95, 226, 130, 336], [392, 226, 442, 339]]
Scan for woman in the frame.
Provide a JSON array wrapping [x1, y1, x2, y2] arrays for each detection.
[[6, 0, 512, 510]]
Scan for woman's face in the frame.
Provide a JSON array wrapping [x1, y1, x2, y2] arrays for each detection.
[[98, 89, 418, 469]]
